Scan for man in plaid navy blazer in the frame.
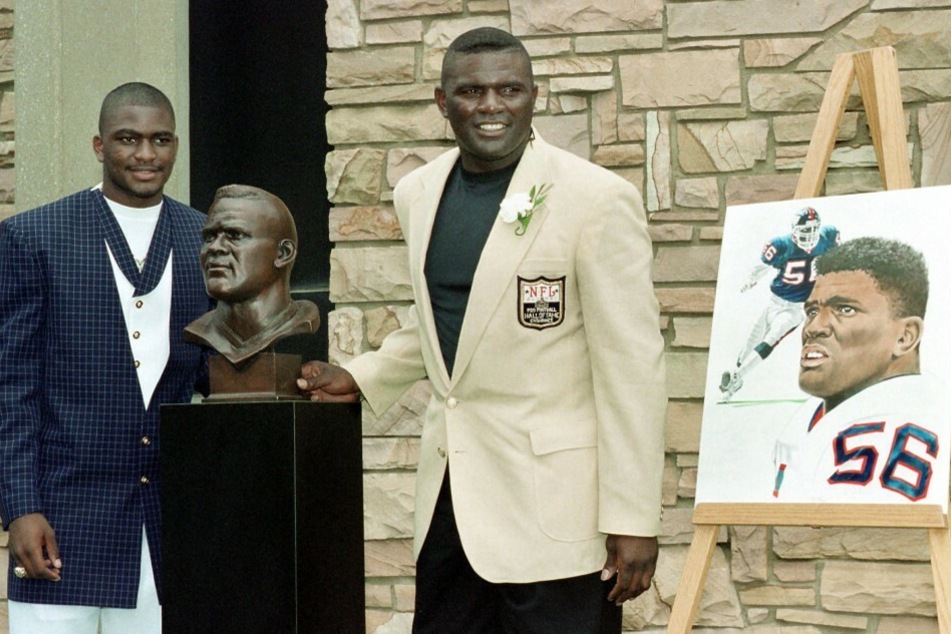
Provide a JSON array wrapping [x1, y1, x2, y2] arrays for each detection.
[[0, 83, 211, 633]]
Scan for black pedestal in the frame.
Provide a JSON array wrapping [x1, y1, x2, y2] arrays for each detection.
[[161, 401, 364, 633]]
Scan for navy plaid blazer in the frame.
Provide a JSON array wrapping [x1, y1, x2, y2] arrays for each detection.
[[0, 188, 212, 608]]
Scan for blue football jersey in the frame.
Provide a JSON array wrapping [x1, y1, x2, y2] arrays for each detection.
[[761, 225, 840, 302]]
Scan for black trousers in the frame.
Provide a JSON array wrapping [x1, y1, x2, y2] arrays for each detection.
[[413, 472, 622, 634]]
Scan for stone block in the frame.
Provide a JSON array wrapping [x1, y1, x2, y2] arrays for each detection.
[[675, 177, 719, 209], [876, 615, 939, 633], [668, 0, 867, 38], [773, 526, 931, 561], [592, 144, 644, 167], [510, 0, 663, 35], [679, 120, 769, 172], [365, 20, 423, 44], [329, 306, 366, 365], [618, 113, 645, 142], [648, 224, 693, 243], [920, 101, 951, 187], [365, 539, 415, 577], [365, 583, 393, 608], [744, 38, 822, 68], [532, 113, 590, 159], [776, 608, 867, 629], [730, 525, 768, 582], [678, 467, 697, 499], [548, 75, 614, 94], [664, 351, 709, 399], [773, 112, 858, 143], [327, 47, 416, 88], [325, 83, 438, 107], [799, 10, 951, 71], [656, 287, 716, 314], [326, 148, 387, 205], [672, 316, 712, 349], [699, 227, 724, 241], [360, 0, 461, 20], [620, 49, 741, 109], [725, 174, 799, 206], [329, 246, 412, 302], [645, 111, 672, 212], [393, 583, 415, 611], [662, 458, 679, 506], [364, 472, 416, 539], [330, 206, 402, 242], [772, 560, 816, 583], [665, 400, 703, 453], [591, 90, 618, 145], [738, 585, 815, 606], [365, 305, 411, 348], [820, 560, 935, 616], [533, 56, 613, 77], [367, 610, 414, 633], [653, 245, 720, 283], [327, 104, 448, 145], [363, 437, 421, 470], [326, 0, 362, 48], [575, 33, 662, 54], [749, 72, 860, 112]]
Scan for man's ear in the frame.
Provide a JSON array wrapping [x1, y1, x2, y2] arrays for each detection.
[[93, 136, 105, 163], [274, 239, 297, 269], [435, 87, 448, 118], [894, 316, 924, 357]]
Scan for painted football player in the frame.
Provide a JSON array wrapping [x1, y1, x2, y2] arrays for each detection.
[[772, 237, 949, 504], [720, 207, 840, 400]]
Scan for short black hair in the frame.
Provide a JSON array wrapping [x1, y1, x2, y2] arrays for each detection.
[[815, 236, 929, 319], [441, 27, 533, 88], [99, 82, 175, 134]]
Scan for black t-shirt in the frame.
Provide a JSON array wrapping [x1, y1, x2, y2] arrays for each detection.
[[424, 160, 518, 376]]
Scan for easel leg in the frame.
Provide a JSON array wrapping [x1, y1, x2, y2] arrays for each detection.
[[667, 523, 719, 633], [929, 526, 951, 634]]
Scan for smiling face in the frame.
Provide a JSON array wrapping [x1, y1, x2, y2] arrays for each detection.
[[94, 104, 178, 207], [200, 197, 287, 304], [435, 49, 538, 173], [799, 270, 921, 410]]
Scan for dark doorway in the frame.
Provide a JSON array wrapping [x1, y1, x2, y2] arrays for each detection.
[[189, 0, 331, 361]]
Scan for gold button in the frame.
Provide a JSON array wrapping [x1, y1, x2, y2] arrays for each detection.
[[141, 436, 151, 446], [140, 476, 150, 485], [437, 447, 446, 458], [447, 397, 458, 409], [134, 360, 141, 368], [135, 300, 144, 309], [132, 331, 141, 339]]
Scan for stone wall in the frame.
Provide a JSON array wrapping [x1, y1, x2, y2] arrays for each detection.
[[325, 0, 951, 632]]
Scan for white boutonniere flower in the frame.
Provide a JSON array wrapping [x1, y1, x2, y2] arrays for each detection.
[[498, 183, 552, 236]]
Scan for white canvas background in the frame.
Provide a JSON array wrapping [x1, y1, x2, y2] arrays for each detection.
[[695, 184, 951, 506]]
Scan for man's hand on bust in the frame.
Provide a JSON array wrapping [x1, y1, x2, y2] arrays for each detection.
[[297, 361, 361, 402]]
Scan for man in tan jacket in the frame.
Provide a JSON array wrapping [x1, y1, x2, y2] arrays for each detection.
[[299, 27, 667, 633]]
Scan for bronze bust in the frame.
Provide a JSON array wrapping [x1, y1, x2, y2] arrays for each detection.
[[185, 185, 319, 397]]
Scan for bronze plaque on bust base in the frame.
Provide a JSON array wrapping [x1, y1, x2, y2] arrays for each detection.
[[206, 351, 303, 401]]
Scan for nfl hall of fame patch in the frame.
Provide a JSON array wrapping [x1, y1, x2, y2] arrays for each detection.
[[518, 275, 565, 330]]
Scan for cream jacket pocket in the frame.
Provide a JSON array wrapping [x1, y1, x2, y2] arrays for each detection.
[[529, 424, 599, 542]]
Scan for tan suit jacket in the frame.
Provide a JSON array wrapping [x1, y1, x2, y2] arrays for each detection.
[[347, 133, 667, 583]]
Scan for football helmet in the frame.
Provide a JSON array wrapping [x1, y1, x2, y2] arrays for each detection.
[[791, 207, 821, 252]]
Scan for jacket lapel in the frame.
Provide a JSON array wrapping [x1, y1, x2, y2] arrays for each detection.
[[407, 150, 459, 390], [450, 136, 553, 384]]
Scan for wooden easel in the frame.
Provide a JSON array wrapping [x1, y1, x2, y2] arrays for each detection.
[[667, 46, 951, 633]]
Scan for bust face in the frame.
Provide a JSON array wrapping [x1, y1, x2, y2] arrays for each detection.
[[200, 197, 283, 304]]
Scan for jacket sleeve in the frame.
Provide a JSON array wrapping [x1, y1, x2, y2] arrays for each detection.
[[343, 173, 429, 417], [0, 219, 47, 528], [577, 178, 667, 537], [345, 303, 428, 417]]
